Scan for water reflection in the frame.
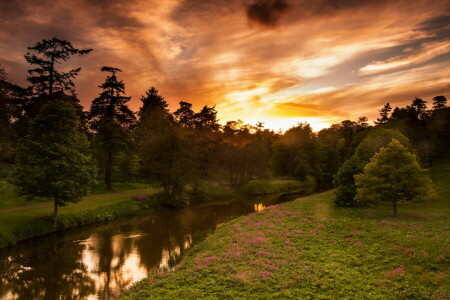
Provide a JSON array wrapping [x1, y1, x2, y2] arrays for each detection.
[[0, 186, 316, 299], [254, 203, 266, 212]]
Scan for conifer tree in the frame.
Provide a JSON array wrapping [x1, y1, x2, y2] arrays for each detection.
[[374, 103, 391, 124], [432, 95, 447, 110], [12, 96, 96, 227], [24, 37, 92, 96], [89, 66, 135, 190]]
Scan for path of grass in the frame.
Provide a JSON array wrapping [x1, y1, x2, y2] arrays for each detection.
[[121, 163, 450, 299]]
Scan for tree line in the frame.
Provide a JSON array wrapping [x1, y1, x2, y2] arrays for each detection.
[[0, 38, 448, 223]]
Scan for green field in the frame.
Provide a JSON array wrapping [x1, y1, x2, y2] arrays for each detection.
[[0, 180, 152, 209], [121, 162, 450, 299]]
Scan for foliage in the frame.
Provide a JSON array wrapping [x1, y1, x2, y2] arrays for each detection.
[[220, 120, 275, 186], [11, 96, 97, 225], [334, 128, 409, 207], [355, 140, 436, 216], [273, 123, 321, 180]]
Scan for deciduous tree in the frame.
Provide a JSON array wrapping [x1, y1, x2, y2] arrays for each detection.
[[355, 139, 435, 216]]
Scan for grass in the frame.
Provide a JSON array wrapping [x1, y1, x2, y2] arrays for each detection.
[[0, 180, 151, 209], [0, 186, 160, 248], [120, 162, 450, 299]]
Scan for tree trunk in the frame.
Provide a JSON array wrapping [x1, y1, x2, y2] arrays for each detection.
[[393, 201, 398, 217], [53, 197, 58, 229], [105, 149, 113, 190]]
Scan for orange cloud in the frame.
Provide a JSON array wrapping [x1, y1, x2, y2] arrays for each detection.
[[0, 0, 448, 131]]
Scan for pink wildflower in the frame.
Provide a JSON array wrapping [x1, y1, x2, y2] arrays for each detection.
[[259, 270, 272, 279]]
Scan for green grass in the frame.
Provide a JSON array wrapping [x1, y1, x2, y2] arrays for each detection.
[[120, 163, 450, 299], [0, 180, 152, 209], [0, 186, 159, 248]]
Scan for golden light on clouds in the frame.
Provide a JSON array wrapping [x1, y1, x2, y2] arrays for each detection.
[[0, 0, 449, 131]]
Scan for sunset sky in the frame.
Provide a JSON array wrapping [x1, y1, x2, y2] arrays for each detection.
[[0, 0, 449, 131]]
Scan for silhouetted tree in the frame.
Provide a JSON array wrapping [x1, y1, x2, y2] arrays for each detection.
[[24, 37, 92, 96], [194, 106, 220, 131], [139, 87, 168, 117], [409, 97, 428, 120], [174, 101, 195, 128], [11, 96, 96, 227], [89, 66, 135, 190], [355, 140, 435, 216], [432, 95, 447, 110], [374, 103, 391, 124]]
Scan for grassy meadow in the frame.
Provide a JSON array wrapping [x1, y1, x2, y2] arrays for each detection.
[[120, 162, 450, 299]]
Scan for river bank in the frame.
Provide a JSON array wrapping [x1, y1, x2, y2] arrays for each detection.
[[120, 163, 450, 299], [0, 179, 311, 249], [0, 184, 318, 299]]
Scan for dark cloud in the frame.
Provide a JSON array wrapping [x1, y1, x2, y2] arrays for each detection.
[[418, 14, 450, 32], [246, 0, 290, 26]]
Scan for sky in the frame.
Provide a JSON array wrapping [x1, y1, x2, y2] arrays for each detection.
[[0, 0, 449, 131]]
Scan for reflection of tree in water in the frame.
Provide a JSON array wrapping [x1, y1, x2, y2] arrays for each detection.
[[0, 241, 96, 300]]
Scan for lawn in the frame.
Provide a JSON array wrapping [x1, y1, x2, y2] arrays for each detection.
[[121, 162, 450, 299], [0, 180, 151, 209], [0, 187, 157, 230]]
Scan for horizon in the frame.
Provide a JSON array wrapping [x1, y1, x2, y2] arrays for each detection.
[[0, 0, 449, 131]]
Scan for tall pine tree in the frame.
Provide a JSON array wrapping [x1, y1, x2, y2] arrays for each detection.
[[25, 37, 92, 97], [374, 103, 391, 124], [89, 66, 135, 190]]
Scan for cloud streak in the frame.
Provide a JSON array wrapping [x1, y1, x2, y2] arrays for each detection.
[[0, 0, 448, 130]]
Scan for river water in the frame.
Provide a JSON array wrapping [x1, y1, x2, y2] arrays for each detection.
[[0, 186, 317, 299]]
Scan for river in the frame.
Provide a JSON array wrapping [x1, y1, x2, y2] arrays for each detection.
[[0, 186, 318, 299]]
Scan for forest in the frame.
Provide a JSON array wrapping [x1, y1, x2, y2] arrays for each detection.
[[1, 38, 449, 221]]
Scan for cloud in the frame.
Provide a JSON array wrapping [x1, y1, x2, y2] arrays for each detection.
[[246, 0, 290, 26], [359, 40, 450, 76], [0, 0, 449, 131]]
